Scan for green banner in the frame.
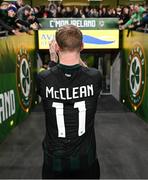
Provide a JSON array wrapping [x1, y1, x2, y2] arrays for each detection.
[[121, 30, 148, 122], [38, 18, 119, 30], [0, 34, 38, 142]]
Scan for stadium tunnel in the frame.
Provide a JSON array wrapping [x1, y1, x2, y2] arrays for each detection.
[[1, 17, 148, 179]]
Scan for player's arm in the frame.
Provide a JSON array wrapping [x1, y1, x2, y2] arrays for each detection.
[[36, 70, 49, 96], [48, 40, 59, 68]]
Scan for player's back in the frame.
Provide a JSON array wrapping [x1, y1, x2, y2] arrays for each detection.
[[38, 64, 102, 171]]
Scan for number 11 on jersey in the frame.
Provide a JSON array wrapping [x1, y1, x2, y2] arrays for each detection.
[[52, 101, 86, 138]]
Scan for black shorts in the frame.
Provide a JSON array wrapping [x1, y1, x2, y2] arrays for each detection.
[[42, 158, 100, 179]]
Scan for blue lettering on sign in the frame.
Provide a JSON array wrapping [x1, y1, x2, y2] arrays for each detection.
[[41, 34, 53, 41]]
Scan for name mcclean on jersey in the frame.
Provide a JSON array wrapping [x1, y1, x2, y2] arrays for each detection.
[[46, 84, 94, 100]]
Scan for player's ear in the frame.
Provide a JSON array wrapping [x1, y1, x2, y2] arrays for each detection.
[[80, 42, 84, 52]]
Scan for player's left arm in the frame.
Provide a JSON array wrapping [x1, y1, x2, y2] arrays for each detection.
[[36, 71, 48, 96]]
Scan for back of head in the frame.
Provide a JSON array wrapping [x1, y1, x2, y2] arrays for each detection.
[[55, 25, 83, 52]]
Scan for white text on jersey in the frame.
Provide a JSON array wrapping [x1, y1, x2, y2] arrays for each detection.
[[46, 84, 94, 100]]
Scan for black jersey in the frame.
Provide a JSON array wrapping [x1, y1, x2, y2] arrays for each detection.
[[37, 64, 102, 172]]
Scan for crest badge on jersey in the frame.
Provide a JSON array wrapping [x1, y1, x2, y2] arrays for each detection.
[[16, 48, 32, 112], [127, 44, 146, 110]]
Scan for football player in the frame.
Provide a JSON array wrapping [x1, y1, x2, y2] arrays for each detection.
[[37, 25, 102, 179]]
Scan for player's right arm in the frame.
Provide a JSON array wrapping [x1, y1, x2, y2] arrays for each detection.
[[48, 40, 59, 68]]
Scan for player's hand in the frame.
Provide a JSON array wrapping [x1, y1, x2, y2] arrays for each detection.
[[49, 40, 58, 63]]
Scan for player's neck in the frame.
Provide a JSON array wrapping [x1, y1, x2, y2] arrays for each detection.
[[59, 51, 80, 66]]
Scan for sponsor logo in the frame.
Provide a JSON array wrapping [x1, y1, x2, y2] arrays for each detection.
[[38, 30, 119, 49], [16, 49, 32, 112], [83, 35, 114, 45], [128, 44, 146, 110]]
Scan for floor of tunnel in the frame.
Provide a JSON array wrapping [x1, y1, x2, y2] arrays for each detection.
[[0, 95, 148, 179], [97, 95, 129, 113]]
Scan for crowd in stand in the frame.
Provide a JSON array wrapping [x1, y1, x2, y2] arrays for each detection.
[[0, 0, 40, 35], [0, 0, 148, 35]]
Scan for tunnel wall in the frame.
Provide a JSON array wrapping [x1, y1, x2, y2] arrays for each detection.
[[111, 52, 121, 101], [0, 33, 38, 142], [121, 30, 148, 122]]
